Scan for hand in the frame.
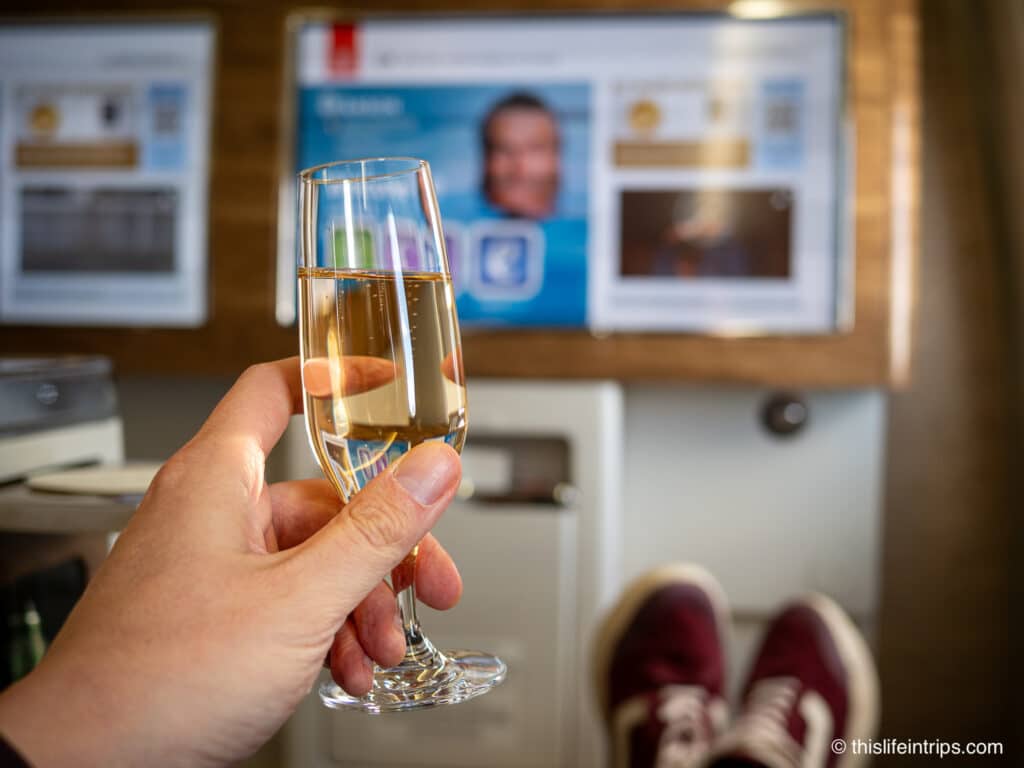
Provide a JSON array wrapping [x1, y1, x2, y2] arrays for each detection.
[[0, 358, 463, 767]]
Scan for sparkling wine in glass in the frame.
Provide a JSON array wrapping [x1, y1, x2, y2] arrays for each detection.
[[297, 157, 506, 713]]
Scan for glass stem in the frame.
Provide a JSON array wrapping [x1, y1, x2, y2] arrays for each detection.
[[392, 547, 428, 656], [397, 584, 422, 645]]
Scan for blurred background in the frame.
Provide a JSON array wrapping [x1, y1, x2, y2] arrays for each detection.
[[0, 0, 1018, 766]]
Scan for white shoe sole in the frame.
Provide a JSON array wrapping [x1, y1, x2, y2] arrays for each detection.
[[797, 593, 880, 768]]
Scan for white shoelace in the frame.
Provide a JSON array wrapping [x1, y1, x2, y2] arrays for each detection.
[[723, 677, 805, 768], [655, 685, 727, 768], [613, 685, 729, 768]]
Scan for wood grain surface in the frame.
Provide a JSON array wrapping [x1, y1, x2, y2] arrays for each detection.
[[879, 0, 1013, 757]]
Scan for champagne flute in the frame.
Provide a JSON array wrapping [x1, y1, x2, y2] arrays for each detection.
[[297, 157, 506, 713]]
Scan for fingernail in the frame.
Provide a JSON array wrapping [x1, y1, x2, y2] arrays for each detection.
[[394, 443, 458, 506]]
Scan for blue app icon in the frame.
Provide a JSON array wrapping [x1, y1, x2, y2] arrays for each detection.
[[480, 236, 528, 287], [468, 223, 544, 301]]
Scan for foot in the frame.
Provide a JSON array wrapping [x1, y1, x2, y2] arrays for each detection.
[[593, 564, 731, 768], [709, 594, 879, 768]]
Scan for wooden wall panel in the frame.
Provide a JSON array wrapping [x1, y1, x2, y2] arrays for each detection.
[[0, 0, 918, 387], [878, 0, 1013, 758]]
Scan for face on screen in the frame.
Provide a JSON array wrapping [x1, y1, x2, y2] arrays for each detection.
[[483, 106, 560, 219]]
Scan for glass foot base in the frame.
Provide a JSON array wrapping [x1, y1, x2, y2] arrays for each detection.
[[319, 645, 507, 714]]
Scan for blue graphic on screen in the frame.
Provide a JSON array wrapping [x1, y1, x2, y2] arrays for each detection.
[[757, 79, 804, 170], [296, 83, 589, 327], [481, 236, 527, 287], [144, 83, 188, 171]]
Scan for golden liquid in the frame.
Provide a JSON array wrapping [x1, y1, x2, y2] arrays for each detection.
[[299, 267, 467, 501]]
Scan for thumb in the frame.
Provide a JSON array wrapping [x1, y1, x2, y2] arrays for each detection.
[[286, 442, 461, 621]]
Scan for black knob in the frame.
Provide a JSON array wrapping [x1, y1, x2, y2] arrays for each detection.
[[35, 382, 59, 406], [761, 392, 808, 437]]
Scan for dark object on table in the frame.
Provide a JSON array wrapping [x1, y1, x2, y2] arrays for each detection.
[[0, 557, 88, 689]]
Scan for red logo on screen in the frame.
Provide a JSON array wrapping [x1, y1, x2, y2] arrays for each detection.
[[330, 24, 359, 76]]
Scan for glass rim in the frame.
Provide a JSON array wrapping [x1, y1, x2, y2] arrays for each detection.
[[298, 156, 428, 185]]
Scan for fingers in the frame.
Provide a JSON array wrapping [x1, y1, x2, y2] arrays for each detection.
[[270, 455, 461, 681], [139, 359, 302, 549], [353, 582, 405, 669], [268, 478, 339, 551], [286, 442, 461, 624], [268, 479, 462, 608], [194, 358, 303, 461], [329, 618, 374, 696], [330, 565, 455, 694], [302, 357, 397, 398], [415, 534, 463, 610]]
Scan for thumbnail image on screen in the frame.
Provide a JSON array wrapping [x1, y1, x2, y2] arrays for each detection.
[[619, 188, 793, 279]]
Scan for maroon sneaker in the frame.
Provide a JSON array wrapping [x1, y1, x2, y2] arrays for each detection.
[[708, 594, 879, 768], [593, 564, 731, 768]]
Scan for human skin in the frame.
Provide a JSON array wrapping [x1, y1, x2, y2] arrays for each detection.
[[0, 358, 463, 767], [484, 107, 560, 219]]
